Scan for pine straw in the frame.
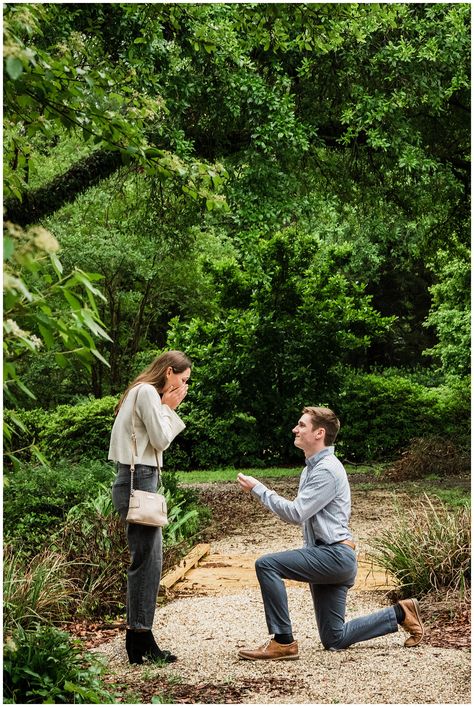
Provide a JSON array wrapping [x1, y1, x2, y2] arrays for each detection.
[[420, 588, 471, 649]]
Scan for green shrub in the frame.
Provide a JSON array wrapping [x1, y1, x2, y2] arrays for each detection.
[[3, 396, 116, 467], [6, 371, 468, 470], [3, 625, 116, 704], [3, 407, 50, 468], [430, 377, 471, 450], [370, 495, 471, 598], [39, 396, 118, 462], [4, 460, 209, 621], [335, 370, 470, 462], [160, 470, 207, 546], [4, 461, 115, 557], [3, 548, 75, 634], [8, 395, 267, 471], [165, 408, 264, 470]]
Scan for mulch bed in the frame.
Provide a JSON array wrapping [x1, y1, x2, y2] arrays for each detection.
[[68, 620, 127, 649], [106, 673, 305, 704], [195, 477, 300, 543], [423, 602, 471, 649]]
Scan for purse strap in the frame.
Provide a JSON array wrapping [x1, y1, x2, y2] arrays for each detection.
[[130, 384, 161, 496]]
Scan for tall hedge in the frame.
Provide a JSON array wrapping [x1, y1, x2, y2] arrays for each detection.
[[40, 396, 118, 462], [6, 373, 470, 469], [335, 372, 470, 462]]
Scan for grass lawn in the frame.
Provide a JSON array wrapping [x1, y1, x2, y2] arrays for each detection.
[[176, 463, 385, 485]]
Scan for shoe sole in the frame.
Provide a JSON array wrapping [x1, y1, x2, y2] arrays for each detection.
[[404, 598, 424, 647], [238, 654, 299, 661]]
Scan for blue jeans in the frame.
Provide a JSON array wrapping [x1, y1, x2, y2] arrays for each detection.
[[112, 463, 162, 630], [256, 544, 398, 649]]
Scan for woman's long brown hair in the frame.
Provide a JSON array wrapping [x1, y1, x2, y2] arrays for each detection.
[[114, 350, 192, 414]]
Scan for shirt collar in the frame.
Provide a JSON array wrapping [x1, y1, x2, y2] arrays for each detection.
[[305, 446, 334, 471]]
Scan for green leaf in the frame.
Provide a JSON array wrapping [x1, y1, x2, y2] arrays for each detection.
[[62, 289, 82, 311], [6, 56, 24, 80], [81, 272, 104, 282], [182, 185, 198, 199], [80, 310, 112, 341], [3, 361, 16, 383], [15, 378, 37, 399], [38, 323, 56, 349], [145, 147, 165, 158], [22, 667, 44, 679], [31, 445, 49, 466], [72, 269, 107, 301], [63, 681, 80, 693], [55, 352, 68, 368], [3, 237, 14, 261], [90, 347, 110, 367], [6, 410, 28, 433], [50, 252, 63, 276]]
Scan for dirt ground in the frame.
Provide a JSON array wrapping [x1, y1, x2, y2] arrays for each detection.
[[93, 477, 471, 704]]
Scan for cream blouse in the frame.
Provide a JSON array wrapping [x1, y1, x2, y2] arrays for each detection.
[[108, 382, 185, 467]]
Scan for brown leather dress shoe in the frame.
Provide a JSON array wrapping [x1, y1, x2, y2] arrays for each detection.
[[238, 638, 299, 661], [398, 598, 424, 647]]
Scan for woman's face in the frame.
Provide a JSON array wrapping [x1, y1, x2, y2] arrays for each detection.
[[163, 366, 191, 392]]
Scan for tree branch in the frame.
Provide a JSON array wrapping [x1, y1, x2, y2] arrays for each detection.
[[3, 149, 124, 226]]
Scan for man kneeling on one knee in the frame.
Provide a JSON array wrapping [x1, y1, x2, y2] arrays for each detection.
[[236, 406, 424, 661]]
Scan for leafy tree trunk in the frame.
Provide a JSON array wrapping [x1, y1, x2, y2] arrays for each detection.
[[106, 287, 124, 394], [128, 255, 159, 354], [91, 362, 103, 399]]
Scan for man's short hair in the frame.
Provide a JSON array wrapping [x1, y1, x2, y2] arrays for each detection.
[[303, 406, 340, 445]]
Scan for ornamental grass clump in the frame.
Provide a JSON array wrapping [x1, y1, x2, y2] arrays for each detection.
[[370, 494, 470, 598], [3, 548, 75, 633]]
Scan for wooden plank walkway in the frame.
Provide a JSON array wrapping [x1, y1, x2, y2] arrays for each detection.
[[162, 546, 395, 596]]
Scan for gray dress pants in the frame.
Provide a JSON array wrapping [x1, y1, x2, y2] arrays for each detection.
[[255, 543, 398, 649], [112, 463, 162, 630]]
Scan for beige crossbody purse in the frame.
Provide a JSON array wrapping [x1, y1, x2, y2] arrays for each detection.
[[125, 385, 168, 527]]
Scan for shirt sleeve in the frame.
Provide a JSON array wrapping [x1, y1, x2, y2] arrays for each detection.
[[136, 384, 185, 452], [251, 468, 337, 524]]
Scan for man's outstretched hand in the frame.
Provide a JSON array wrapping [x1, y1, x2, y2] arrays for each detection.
[[237, 472, 259, 492]]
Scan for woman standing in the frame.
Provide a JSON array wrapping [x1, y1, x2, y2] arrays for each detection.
[[109, 350, 191, 665]]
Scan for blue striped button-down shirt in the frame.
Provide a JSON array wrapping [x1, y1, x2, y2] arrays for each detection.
[[251, 446, 352, 546]]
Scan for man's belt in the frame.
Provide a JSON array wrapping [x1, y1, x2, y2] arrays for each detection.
[[315, 538, 357, 550]]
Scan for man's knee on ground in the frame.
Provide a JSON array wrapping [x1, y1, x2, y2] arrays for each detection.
[[320, 629, 345, 651], [322, 639, 343, 651]]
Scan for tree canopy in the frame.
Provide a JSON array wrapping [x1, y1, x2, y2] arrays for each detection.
[[3, 3, 470, 462]]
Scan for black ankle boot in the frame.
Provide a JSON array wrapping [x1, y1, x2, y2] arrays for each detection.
[[126, 629, 143, 664], [126, 629, 177, 665], [145, 631, 177, 662]]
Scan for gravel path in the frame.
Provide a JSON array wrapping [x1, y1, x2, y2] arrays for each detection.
[[95, 481, 471, 704]]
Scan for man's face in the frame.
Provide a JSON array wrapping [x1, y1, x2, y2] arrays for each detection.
[[292, 413, 323, 454]]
